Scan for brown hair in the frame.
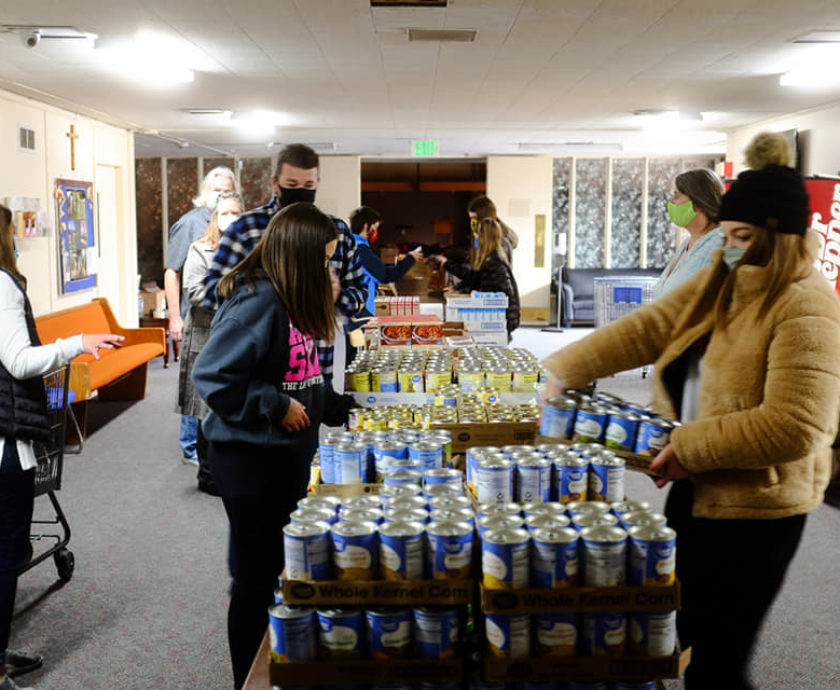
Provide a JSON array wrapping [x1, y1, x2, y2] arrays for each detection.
[[468, 195, 498, 221], [712, 225, 814, 331], [675, 169, 724, 224], [199, 191, 244, 250], [275, 144, 319, 176], [473, 218, 504, 269], [0, 204, 21, 281], [218, 202, 338, 340]]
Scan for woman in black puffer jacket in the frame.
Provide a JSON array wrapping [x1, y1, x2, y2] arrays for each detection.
[[434, 218, 520, 339]]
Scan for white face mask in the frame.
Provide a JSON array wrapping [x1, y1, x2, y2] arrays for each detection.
[[722, 246, 747, 270], [217, 213, 239, 232], [206, 191, 221, 210]]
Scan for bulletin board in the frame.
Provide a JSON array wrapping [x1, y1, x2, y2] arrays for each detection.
[[55, 178, 97, 294]]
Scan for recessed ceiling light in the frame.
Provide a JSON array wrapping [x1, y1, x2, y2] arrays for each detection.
[[792, 30, 840, 43], [95, 32, 195, 85], [185, 108, 229, 115], [407, 28, 477, 42], [780, 44, 840, 87], [1, 25, 96, 40]]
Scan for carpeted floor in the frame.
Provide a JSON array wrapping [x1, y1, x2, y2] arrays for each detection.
[[10, 328, 840, 689]]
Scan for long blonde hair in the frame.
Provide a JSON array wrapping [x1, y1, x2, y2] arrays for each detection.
[[712, 226, 815, 330], [472, 218, 504, 270], [218, 202, 338, 341], [0, 204, 21, 282]]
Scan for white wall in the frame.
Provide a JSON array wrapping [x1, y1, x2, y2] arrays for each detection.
[[317, 155, 361, 222], [0, 88, 137, 325], [486, 156, 553, 310], [727, 100, 840, 176]]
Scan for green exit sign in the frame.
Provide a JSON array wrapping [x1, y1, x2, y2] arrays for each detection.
[[413, 140, 439, 157]]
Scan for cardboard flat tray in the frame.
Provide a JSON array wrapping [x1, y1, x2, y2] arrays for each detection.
[[270, 658, 462, 686], [483, 648, 691, 682], [480, 581, 680, 614], [535, 435, 661, 477], [281, 575, 475, 606], [351, 391, 539, 405]]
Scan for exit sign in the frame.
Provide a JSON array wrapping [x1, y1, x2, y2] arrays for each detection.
[[413, 140, 439, 157]]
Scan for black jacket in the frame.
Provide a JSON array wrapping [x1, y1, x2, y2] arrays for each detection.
[[446, 253, 521, 334], [0, 269, 50, 442]]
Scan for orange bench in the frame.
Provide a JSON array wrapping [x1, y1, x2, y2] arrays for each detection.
[[35, 297, 166, 439]]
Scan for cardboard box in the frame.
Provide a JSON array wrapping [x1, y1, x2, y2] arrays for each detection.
[[446, 421, 537, 453], [446, 293, 509, 309], [270, 659, 462, 687], [535, 435, 661, 477], [281, 575, 474, 606], [140, 289, 166, 316], [480, 581, 681, 614], [483, 648, 691, 683], [469, 331, 509, 347]]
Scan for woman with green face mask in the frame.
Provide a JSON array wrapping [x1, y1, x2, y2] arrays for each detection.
[[652, 168, 725, 299]]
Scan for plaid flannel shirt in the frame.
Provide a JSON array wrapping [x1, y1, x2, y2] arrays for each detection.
[[202, 197, 366, 382]]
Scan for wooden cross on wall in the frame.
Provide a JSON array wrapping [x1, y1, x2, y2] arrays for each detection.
[[66, 124, 79, 171]]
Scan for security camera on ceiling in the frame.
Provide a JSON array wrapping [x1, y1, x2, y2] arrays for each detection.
[[23, 29, 41, 48]]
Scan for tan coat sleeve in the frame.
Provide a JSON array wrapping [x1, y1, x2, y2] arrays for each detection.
[[542, 270, 707, 388], [673, 291, 840, 473]]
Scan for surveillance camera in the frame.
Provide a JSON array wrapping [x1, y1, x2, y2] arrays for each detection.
[[23, 30, 41, 49]]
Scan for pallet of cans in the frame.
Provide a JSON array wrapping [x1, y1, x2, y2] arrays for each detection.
[[539, 390, 679, 476], [345, 345, 545, 394], [281, 482, 475, 606], [268, 603, 465, 686], [474, 494, 686, 684]]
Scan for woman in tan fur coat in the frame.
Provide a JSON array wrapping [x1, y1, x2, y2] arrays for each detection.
[[542, 146, 840, 690]]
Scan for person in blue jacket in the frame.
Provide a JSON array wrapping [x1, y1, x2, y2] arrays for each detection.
[[191, 202, 353, 690], [347, 206, 423, 358], [349, 206, 423, 315]]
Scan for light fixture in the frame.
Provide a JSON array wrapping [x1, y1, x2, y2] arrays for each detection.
[[792, 30, 840, 43], [95, 31, 196, 86], [780, 42, 840, 87], [184, 108, 231, 116], [230, 110, 290, 136], [633, 109, 703, 133]]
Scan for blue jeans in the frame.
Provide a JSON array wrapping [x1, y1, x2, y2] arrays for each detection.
[[0, 440, 36, 668], [179, 415, 199, 459]]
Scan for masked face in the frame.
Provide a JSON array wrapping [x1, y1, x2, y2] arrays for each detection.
[[278, 186, 316, 207], [667, 199, 697, 228], [216, 199, 241, 232]]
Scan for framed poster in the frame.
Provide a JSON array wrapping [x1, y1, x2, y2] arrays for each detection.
[[55, 179, 97, 294], [4, 196, 47, 238]]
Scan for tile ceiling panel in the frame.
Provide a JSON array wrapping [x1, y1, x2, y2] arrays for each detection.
[[3, 0, 840, 155]]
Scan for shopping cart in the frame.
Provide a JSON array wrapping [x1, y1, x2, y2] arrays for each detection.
[[19, 365, 75, 582], [594, 276, 659, 379]]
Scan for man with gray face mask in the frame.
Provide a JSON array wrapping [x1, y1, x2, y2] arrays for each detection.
[[164, 166, 236, 466]]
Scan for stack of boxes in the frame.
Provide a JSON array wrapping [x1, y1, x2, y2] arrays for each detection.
[[445, 292, 509, 346]]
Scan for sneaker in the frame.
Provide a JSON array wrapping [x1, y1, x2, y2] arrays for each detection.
[[181, 455, 199, 467], [4, 650, 42, 677], [0, 673, 35, 689]]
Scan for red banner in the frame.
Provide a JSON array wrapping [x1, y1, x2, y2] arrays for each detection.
[[808, 178, 840, 297]]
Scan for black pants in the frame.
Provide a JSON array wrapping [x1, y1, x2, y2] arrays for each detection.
[[0, 441, 35, 669], [195, 421, 216, 492], [665, 480, 806, 690], [208, 440, 313, 690]]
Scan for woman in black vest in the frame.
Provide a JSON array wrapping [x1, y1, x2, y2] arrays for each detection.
[[0, 205, 122, 690]]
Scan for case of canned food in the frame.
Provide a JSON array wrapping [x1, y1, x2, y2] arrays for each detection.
[[345, 345, 546, 394], [281, 489, 477, 607], [539, 390, 678, 476]]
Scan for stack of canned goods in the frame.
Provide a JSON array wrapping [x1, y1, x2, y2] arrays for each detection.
[[479, 500, 677, 664], [268, 603, 468, 663], [283, 487, 476, 582], [466, 443, 626, 506], [541, 390, 676, 456], [318, 429, 453, 484], [345, 345, 546, 394], [345, 400, 541, 434]]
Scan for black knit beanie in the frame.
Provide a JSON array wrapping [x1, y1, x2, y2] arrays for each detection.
[[719, 164, 810, 235]]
